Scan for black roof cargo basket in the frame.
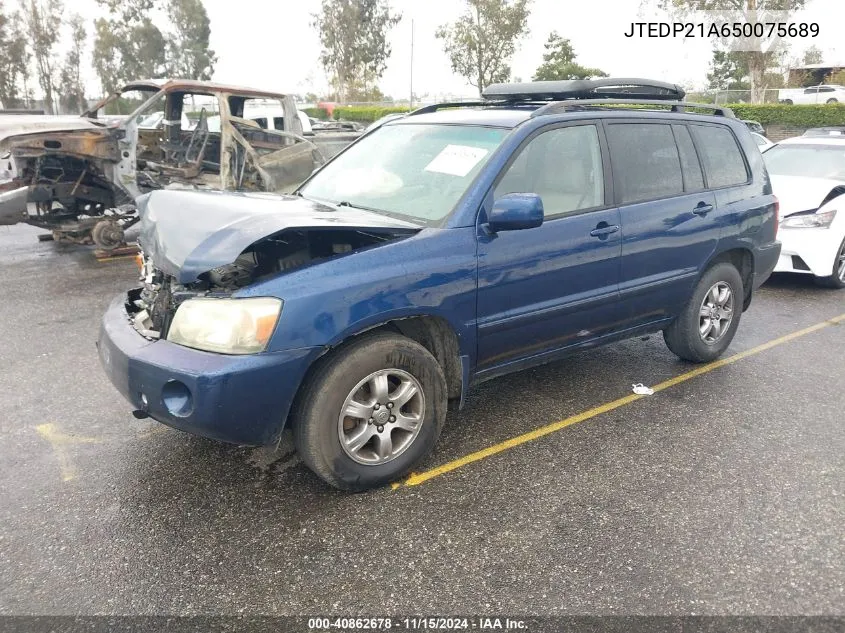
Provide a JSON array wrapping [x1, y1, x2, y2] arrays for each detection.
[[481, 78, 686, 102]]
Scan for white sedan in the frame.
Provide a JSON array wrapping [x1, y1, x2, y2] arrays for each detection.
[[762, 136, 845, 288], [751, 132, 774, 151]]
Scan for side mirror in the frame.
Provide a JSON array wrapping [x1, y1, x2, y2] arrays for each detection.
[[487, 193, 544, 232]]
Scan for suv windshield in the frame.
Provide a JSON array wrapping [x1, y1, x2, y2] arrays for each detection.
[[299, 123, 508, 225], [763, 144, 845, 180]]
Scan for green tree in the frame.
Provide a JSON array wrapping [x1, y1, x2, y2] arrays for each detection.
[[706, 49, 749, 90], [166, 0, 216, 79], [532, 32, 607, 81], [436, 0, 531, 96], [652, 0, 807, 103], [57, 13, 86, 113], [19, 0, 63, 114], [0, 2, 29, 108], [313, 0, 401, 103], [802, 45, 823, 65], [92, 0, 167, 94]]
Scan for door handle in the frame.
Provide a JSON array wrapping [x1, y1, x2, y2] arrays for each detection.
[[692, 202, 714, 216], [590, 224, 620, 237]]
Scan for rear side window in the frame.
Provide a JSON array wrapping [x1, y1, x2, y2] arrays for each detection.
[[605, 123, 683, 204], [690, 124, 749, 188], [672, 124, 704, 191]]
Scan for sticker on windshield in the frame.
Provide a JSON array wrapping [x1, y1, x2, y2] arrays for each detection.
[[424, 145, 489, 177]]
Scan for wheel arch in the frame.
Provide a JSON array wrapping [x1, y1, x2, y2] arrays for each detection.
[[704, 247, 755, 310], [288, 314, 467, 434]]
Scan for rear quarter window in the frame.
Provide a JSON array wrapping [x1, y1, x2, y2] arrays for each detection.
[[690, 124, 749, 188]]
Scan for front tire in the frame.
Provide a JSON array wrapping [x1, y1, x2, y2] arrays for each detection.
[[292, 332, 447, 491], [826, 98, 838, 104], [815, 235, 845, 289], [664, 263, 744, 363]]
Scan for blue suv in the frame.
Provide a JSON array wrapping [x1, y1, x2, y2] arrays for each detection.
[[98, 79, 781, 490]]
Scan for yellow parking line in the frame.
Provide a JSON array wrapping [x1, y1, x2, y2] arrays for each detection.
[[35, 423, 103, 482], [392, 313, 845, 489]]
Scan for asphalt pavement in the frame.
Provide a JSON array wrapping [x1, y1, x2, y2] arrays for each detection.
[[1, 223, 843, 616]]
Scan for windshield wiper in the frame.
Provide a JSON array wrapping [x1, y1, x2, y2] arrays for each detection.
[[335, 200, 384, 213], [334, 200, 425, 226]]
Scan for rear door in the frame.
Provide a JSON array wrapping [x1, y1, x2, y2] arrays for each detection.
[[475, 121, 622, 374], [607, 120, 719, 328]]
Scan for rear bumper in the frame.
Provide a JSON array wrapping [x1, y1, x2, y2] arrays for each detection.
[[0, 186, 28, 226], [752, 241, 781, 289], [97, 295, 321, 446], [773, 226, 844, 278]]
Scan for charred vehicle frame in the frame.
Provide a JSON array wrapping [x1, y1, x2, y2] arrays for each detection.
[[0, 79, 358, 248]]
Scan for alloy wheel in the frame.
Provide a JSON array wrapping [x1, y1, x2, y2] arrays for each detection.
[[337, 369, 425, 465], [699, 281, 734, 344]]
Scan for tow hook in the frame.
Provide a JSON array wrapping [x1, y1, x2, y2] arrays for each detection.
[[132, 393, 150, 419]]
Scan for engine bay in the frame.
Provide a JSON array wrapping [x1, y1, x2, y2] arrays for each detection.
[[127, 227, 416, 339]]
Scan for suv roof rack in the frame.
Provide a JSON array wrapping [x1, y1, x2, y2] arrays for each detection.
[[802, 126, 845, 137], [482, 78, 686, 102], [530, 98, 735, 118], [404, 79, 734, 120], [407, 100, 490, 116]]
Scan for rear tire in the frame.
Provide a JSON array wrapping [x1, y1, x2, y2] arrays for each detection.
[[783, 99, 793, 105], [664, 263, 744, 363], [814, 236, 845, 289], [292, 332, 447, 491]]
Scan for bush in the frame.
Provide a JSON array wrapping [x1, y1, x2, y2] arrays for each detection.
[[302, 107, 330, 120], [726, 103, 845, 127], [332, 105, 411, 123]]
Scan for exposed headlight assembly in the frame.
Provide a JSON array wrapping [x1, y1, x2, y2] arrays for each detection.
[[167, 297, 282, 354], [780, 209, 837, 229]]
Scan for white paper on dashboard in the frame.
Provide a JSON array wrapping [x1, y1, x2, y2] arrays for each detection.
[[424, 145, 489, 177]]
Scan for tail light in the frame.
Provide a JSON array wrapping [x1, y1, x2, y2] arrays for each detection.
[[773, 195, 779, 240]]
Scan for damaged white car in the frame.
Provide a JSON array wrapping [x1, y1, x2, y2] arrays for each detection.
[[763, 136, 845, 288]]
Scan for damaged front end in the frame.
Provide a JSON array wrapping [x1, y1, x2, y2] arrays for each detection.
[[125, 189, 422, 342]]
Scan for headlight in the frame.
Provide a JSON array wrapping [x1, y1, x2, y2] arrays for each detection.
[[167, 297, 282, 354], [780, 209, 836, 229]]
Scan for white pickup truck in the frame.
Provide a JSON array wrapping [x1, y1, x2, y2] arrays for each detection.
[[778, 85, 845, 104]]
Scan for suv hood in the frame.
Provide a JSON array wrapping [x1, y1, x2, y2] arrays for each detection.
[[137, 189, 422, 284], [770, 174, 845, 218]]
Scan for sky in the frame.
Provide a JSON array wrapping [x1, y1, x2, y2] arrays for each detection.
[[72, 0, 845, 100]]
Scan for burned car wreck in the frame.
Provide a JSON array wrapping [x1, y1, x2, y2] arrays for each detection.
[[0, 79, 360, 249], [127, 189, 422, 341]]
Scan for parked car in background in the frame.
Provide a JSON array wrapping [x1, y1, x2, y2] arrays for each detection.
[[207, 104, 314, 135], [802, 127, 845, 137], [742, 119, 765, 134], [762, 135, 845, 288], [778, 85, 845, 104], [98, 78, 780, 490], [751, 131, 774, 150], [138, 110, 193, 131], [0, 79, 354, 249]]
